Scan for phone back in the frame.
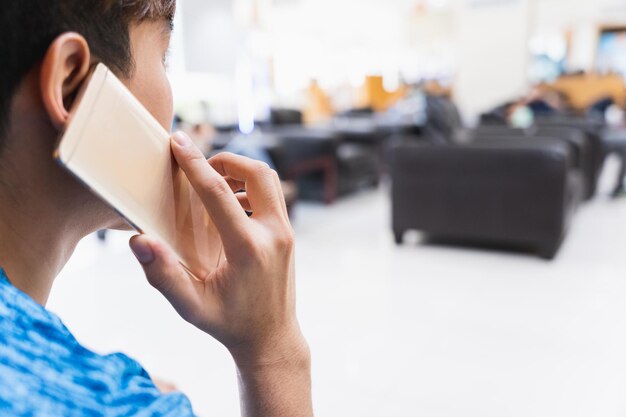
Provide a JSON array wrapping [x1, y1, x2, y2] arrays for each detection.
[[55, 64, 223, 280]]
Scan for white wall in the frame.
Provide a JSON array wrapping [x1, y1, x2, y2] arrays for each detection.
[[454, 0, 532, 123], [179, 0, 243, 74], [167, 0, 242, 124]]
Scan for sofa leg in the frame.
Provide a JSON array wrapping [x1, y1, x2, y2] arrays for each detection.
[[538, 244, 558, 260], [394, 231, 404, 245]]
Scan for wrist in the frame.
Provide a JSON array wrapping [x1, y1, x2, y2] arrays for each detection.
[[230, 327, 311, 372], [232, 330, 313, 417]]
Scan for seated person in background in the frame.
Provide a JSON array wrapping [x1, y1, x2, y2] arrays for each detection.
[[483, 86, 573, 128], [587, 97, 616, 120], [0, 1, 312, 416], [525, 85, 570, 117]]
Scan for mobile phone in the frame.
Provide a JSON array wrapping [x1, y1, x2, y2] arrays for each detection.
[[55, 63, 223, 280]]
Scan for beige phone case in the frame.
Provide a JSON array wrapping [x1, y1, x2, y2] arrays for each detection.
[[55, 63, 223, 280]]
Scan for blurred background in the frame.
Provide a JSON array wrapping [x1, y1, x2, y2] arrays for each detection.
[[49, 0, 626, 416]]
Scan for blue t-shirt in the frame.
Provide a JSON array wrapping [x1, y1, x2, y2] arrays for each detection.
[[0, 268, 196, 416]]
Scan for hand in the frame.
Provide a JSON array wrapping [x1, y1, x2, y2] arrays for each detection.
[[129, 132, 307, 365], [152, 377, 178, 394]]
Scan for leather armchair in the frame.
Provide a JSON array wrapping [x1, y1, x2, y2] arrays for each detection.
[[392, 138, 584, 258], [263, 126, 381, 202]]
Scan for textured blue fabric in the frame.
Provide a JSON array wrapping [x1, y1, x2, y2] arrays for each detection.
[[0, 269, 196, 416]]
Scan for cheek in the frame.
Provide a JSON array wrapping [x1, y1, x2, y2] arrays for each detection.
[[127, 70, 174, 132], [156, 74, 174, 130]]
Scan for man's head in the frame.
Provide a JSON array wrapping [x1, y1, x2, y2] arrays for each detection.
[[0, 0, 176, 233], [0, 0, 176, 141]]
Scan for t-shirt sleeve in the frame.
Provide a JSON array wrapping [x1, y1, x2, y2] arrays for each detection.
[[109, 391, 195, 417], [0, 271, 198, 417], [94, 353, 197, 417]]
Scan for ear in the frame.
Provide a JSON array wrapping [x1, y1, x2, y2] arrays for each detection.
[[40, 33, 91, 131]]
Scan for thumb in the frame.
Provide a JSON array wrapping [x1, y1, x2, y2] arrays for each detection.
[[129, 235, 204, 322]]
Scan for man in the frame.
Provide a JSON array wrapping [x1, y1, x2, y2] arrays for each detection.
[[0, 1, 312, 416]]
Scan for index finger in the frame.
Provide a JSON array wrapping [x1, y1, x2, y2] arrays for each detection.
[[170, 132, 250, 252]]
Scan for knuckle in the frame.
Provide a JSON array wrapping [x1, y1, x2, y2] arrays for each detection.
[[185, 148, 207, 165], [213, 152, 237, 166], [220, 151, 238, 160], [201, 177, 230, 198], [274, 228, 295, 251], [230, 228, 294, 267], [253, 161, 272, 176], [246, 236, 265, 258], [230, 232, 262, 261]]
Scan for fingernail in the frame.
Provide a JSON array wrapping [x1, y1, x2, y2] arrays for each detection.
[[172, 131, 191, 148], [130, 240, 155, 265]]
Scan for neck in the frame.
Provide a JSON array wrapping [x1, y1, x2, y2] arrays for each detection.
[[0, 74, 120, 306], [0, 198, 82, 305], [0, 134, 107, 306]]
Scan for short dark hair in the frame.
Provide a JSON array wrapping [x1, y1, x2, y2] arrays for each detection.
[[0, 0, 176, 147]]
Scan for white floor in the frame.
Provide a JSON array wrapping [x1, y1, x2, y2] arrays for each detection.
[[49, 163, 626, 417]]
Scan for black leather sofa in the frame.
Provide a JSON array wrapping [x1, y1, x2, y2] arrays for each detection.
[[388, 95, 607, 258], [392, 138, 584, 258]]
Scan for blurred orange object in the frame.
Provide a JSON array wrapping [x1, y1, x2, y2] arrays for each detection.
[[550, 74, 626, 111], [356, 75, 408, 112], [303, 79, 334, 124]]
